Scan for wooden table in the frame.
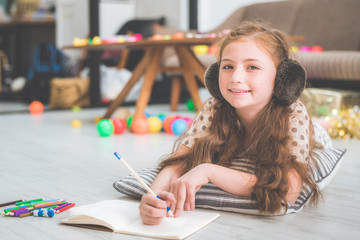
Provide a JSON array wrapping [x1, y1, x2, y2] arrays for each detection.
[[64, 38, 215, 119]]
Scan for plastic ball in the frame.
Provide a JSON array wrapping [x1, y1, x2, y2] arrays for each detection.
[[118, 36, 125, 43], [291, 45, 299, 53], [171, 119, 188, 135], [182, 116, 193, 126], [131, 118, 149, 134], [172, 32, 185, 39], [29, 101, 44, 115], [112, 118, 127, 135], [163, 34, 172, 40], [152, 34, 163, 40], [127, 115, 134, 128], [72, 119, 82, 128], [132, 33, 143, 41], [163, 116, 177, 133], [71, 106, 82, 112], [158, 113, 166, 122], [300, 46, 311, 52], [208, 44, 218, 55], [186, 99, 195, 112], [148, 116, 163, 133], [311, 45, 324, 53], [193, 45, 209, 55], [97, 119, 114, 137], [92, 36, 102, 45], [127, 114, 147, 128]]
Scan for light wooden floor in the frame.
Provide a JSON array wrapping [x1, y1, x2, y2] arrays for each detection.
[[0, 102, 359, 240]]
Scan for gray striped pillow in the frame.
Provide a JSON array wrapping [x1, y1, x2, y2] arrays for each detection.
[[113, 148, 346, 215]]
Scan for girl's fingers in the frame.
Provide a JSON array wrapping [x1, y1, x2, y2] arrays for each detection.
[[174, 183, 187, 217]]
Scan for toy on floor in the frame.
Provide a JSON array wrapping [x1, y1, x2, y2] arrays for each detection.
[[112, 118, 127, 135], [171, 118, 188, 135], [29, 100, 44, 115], [72, 119, 82, 128], [186, 99, 196, 112], [131, 118, 149, 134], [95, 107, 193, 136], [97, 119, 114, 137], [147, 116, 163, 133]]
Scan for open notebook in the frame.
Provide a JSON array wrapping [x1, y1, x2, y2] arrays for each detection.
[[60, 199, 220, 239]]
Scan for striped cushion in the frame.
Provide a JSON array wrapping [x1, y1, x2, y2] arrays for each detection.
[[113, 148, 346, 215], [295, 51, 360, 81]]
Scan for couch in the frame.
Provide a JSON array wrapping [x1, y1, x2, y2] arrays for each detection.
[[159, 0, 360, 91]]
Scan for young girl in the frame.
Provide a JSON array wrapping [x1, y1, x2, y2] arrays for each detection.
[[139, 22, 331, 225]]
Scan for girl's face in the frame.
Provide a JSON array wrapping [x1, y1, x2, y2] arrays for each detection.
[[219, 39, 277, 118]]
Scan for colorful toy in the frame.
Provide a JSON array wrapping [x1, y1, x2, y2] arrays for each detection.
[[171, 119, 188, 135], [291, 45, 299, 53], [172, 32, 185, 39], [163, 34, 172, 40], [73, 37, 88, 47], [163, 116, 177, 133], [92, 36, 102, 45], [147, 116, 163, 133], [71, 119, 82, 128], [97, 119, 114, 137], [193, 45, 209, 55], [186, 99, 195, 112], [127, 115, 134, 128], [133, 33, 143, 41], [208, 44, 218, 55], [152, 34, 164, 40], [112, 118, 127, 135], [29, 100, 44, 115], [131, 118, 149, 134], [299, 46, 311, 52], [182, 116, 193, 127], [311, 45, 324, 53], [71, 106, 82, 112]]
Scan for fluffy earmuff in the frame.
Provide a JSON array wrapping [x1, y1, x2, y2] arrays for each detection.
[[204, 62, 224, 101], [273, 59, 306, 106], [204, 60, 307, 106]]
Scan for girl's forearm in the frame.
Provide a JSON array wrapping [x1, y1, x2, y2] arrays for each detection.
[[205, 163, 257, 196], [205, 163, 302, 203]]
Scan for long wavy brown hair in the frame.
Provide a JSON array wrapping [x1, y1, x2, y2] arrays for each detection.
[[159, 22, 321, 214]]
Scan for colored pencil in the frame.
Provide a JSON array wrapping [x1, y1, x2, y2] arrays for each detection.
[[16, 198, 44, 206], [19, 212, 33, 218], [53, 202, 69, 211], [0, 199, 23, 207], [33, 200, 63, 209], [56, 203, 75, 213], [4, 205, 33, 213]]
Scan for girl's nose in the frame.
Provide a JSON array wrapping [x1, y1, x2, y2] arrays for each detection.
[[231, 68, 245, 83]]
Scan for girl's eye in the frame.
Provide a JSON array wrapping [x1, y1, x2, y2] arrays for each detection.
[[248, 65, 259, 70], [222, 65, 233, 70]]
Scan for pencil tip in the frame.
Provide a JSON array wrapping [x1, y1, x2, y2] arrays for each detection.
[[114, 152, 121, 159]]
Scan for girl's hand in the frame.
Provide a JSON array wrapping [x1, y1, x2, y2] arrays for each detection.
[[170, 163, 211, 217], [139, 191, 176, 225]]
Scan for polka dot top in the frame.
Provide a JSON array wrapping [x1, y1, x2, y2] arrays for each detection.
[[182, 97, 324, 164]]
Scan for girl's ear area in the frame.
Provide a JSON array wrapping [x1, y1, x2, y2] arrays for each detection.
[[205, 62, 224, 101], [273, 59, 307, 106]]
